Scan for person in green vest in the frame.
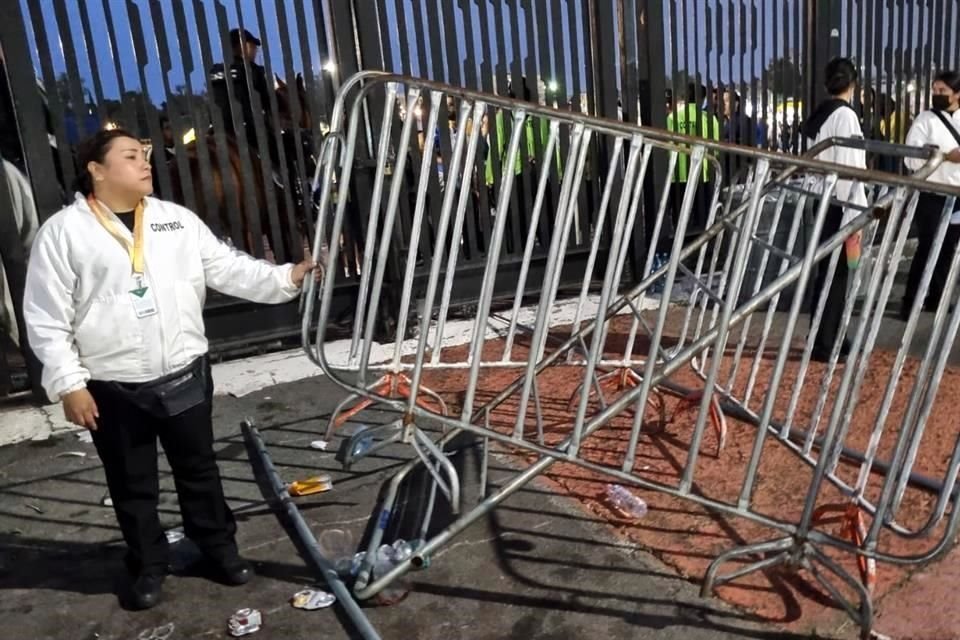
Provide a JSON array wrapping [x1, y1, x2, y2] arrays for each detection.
[[482, 78, 561, 250], [666, 82, 720, 182], [664, 83, 720, 243], [484, 79, 558, 187]]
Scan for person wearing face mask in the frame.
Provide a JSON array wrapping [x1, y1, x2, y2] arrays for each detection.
[[22, 129, 317, 610], [901, 71, 960, 319]]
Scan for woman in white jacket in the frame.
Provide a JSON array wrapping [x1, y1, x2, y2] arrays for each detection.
[[22, 129, 316, 610], [801, 57, 868, 362], [900, 71, 960, 319]]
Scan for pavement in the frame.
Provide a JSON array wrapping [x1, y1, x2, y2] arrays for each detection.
[[1, 374, 829, 640], [3, 241, 960, 639]]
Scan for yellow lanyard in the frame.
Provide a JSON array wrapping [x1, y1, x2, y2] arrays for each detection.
[[87, 195, 146, 275]]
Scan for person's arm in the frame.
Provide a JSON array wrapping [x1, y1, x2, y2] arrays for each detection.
[[21, 223, 92, 406], [193, 210, 307, 303], [904, 114, 931, 172]]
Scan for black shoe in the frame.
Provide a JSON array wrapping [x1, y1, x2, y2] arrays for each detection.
[[810, 340, 850, 364], [209, 555, 254, 586], [899, 300, 913, 321], [128, 573, 165, 610]]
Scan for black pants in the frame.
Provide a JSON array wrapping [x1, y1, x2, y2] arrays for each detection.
[[904, 193, 960, 311], [810, 205, 850, 353], [88, 366, 237, 577]]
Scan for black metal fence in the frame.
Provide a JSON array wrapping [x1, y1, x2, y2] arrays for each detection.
[[1, 0, 956, 402]]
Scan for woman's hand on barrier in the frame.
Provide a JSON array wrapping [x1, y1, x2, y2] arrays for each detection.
[[62, 388, 99, 431], [291, 258, 323, 287]]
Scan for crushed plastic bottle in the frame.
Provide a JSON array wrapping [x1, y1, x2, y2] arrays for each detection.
[[370, 541, 413, 605], [604, 484, 648, 520], [649, 253, 668, 294], [352, 435, 374, 458], [337, 551, 365, 577]]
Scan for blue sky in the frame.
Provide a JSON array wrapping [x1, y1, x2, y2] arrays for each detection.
[[16, 0, 960, 108]]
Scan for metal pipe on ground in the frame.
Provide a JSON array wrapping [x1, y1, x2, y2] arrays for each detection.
[[241, 419, 382, 640], [655, 379, 955, 499]]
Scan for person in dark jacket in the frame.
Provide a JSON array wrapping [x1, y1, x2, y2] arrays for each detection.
[[208, 28, 280, 167]]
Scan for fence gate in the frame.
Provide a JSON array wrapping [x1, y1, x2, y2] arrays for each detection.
[[1, 0, 957, 405]]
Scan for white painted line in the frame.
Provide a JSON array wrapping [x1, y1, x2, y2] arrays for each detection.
[[1, 294, 658, 447]]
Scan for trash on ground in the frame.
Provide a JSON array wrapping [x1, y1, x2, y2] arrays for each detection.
[[75, 431, 94, 443], [228, 608, 262, 637], [308, 439, 329, 451], [287, 474, 333, 496], [604, 484, 648, 519], [101, 493, 114, 507], [318, 528, 354, 560], [55, 451, 87, 458], [164, 528, 185, 544], [291, 588, 336, 610], [136, 622, 175, 640], [370, 541, 415, 605], [25, 503, 43, 514], [335, 551, 366, 577]]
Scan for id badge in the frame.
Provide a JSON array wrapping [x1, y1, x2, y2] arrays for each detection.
[[130, 278, 158, 319]]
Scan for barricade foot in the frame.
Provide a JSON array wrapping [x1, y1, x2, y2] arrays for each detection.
[[702, 535, 874, 638], [327, 372, 448, 437]]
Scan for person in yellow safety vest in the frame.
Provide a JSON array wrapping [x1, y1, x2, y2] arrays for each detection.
[[665, 83, 721, 183], [484, 78, 563, 186], [485, 111, 553, 185]]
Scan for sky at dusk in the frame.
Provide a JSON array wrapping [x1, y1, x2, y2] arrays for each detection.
[[12, 0, 960, 109]]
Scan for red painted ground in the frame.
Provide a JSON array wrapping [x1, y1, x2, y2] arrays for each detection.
[[405, 313, 960, 637]]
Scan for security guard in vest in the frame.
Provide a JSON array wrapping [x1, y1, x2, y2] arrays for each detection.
[[23, 128, 316, 610]]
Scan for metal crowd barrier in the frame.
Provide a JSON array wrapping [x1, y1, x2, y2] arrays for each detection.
[[278, 71, 960, 638]]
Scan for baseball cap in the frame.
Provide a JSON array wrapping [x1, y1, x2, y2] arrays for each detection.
[[229, 28, 261, 46]]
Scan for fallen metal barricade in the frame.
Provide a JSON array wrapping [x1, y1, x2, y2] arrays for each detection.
[[241, 419, 381, 640], [296, 71, 960, 638]]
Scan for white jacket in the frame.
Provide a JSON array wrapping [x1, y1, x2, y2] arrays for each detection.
[[904, 109, 960, 186], [23, 194, 300, 401], [805, 105, 869, 224]]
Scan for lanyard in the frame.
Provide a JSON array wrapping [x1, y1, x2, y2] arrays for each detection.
[[87, 195, 146, 275]]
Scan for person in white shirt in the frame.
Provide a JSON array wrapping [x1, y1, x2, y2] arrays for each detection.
[[901, 71, 960, 319], [800, 57, 868, 362], [22, 129, 316, 610]]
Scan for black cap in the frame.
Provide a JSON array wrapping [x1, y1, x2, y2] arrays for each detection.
[[229, 28, 261, 46]]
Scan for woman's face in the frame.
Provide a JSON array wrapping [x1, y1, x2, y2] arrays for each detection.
[[89, 136, 153, 197], [932, 80, 960, 109]]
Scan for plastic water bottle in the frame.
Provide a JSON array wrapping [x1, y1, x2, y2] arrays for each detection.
[[604, 484, 648, 519], [371, 541, 413, 604], [650, 253, 667, 294]]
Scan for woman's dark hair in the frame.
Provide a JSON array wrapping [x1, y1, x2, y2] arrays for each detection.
[[824, 57, 858, 96], [934, 70, 960, 94], [71, 127, 140, 195]]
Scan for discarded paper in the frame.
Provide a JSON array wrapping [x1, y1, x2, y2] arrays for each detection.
[[136, 622, 175, 640], [309, 440, 329, 451], [164, 528, 185, 544]]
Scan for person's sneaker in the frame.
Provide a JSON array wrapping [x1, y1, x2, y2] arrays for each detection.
[[208, 555, 254, 586], [128, 573, 165, 610]]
